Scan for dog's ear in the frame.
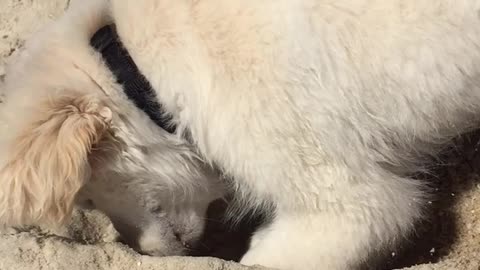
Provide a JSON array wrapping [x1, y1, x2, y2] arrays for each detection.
[[0, 92, 112, 227]]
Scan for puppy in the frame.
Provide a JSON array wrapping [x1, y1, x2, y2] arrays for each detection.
[[0, 0, 223, 257], [3, 0, 480, 269]]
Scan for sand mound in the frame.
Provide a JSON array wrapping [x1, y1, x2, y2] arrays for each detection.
[[0, 207, 265, 270]]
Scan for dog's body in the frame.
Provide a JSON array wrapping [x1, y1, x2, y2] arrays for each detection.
[[2, 0, 480, 269]]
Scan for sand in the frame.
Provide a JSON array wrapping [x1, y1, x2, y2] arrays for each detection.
[[1, 1, 480, 269]]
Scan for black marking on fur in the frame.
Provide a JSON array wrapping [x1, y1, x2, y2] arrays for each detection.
[[90, 24, 176, 134]]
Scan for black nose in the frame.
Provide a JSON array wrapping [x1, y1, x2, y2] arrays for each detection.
[[111, 219, 142, 250], [173, 231, 181, 240], [182, 239, 202, 255], [173, 231, 191, 248], [178, 235, 200, 251]]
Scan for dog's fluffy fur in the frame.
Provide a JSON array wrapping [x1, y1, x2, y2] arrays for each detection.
[[2, 0, 480, 269], [0, 0, 223, 257]]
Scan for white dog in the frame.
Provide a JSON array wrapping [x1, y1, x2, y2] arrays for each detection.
[[0, 0, 224, 257], [2, 0, 480, 269]]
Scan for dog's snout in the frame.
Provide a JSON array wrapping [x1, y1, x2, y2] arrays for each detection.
[[173, 229, 199, 250], [183, 242, 190, 248], [173, 231, 182, 242], [110, 219, 142, 249]]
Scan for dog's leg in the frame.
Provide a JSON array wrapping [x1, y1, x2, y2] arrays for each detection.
[[241, 212, 376, 270], [240, 173, 424, 270]]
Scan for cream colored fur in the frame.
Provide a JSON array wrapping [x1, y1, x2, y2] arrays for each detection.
[[3, 0, 480, 269], [0, 92, 112, 226], [0, 0, 223, 257]]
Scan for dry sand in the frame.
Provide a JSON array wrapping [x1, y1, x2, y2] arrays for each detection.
[[1, 1, 480, 269]]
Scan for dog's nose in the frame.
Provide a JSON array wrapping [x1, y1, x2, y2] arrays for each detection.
[[174, 232, 199, 250], [182, 239, 201, 252], [173, 231, 182, 241], [111, 220, 142, 248]]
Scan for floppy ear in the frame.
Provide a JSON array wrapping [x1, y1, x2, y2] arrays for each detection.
[[0, 92, 112, 227]]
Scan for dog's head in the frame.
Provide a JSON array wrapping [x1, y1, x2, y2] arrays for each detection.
[[0, 86, 223, 256], [0, 0, 224, 256], [80, 136, 223, 256], [0, 88, 225, 256], [74, 109, 225, 256]]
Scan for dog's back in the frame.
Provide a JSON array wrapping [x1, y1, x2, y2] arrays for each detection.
[[111, 1, 480, 269]]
